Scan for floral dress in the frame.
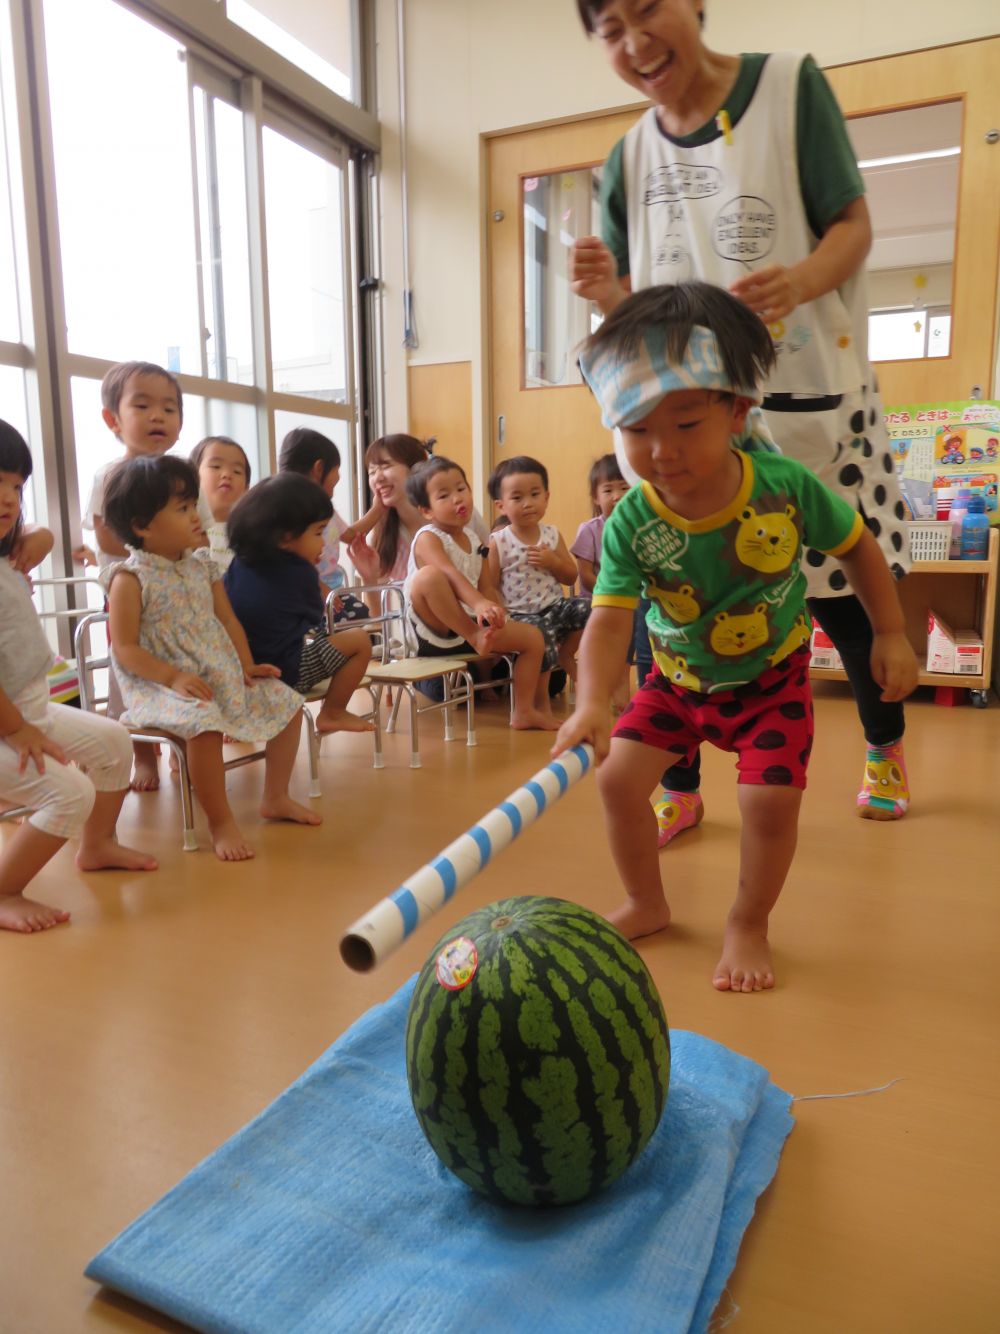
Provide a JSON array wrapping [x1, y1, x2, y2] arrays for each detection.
[[107, 549, 302, 740]]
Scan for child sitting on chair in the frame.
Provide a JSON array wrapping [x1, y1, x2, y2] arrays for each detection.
[[103, 455, 318, 862], [224, 473, 374, 735], [189, 434, 251, 572], [488, 455, 591, 716], [279, 427, 372, 624], [553, 281, 917, 992], [1, 421, 157, 933], [403, 456, 555, 731]]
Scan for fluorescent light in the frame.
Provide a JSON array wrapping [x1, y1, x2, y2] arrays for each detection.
[[858, 147, 960, 169]]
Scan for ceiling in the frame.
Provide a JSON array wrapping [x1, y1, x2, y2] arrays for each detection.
[[846, 101, 963, 273]]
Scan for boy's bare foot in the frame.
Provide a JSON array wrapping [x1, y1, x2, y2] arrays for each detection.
[[130, 757, 160, 792], [713, 918, 774, 992], [259, 795, 323, 827], [511, 708, 561, 732], [315, 707, 375, 735], [0, 893, 71, 933], [75, 839, 158, 873], [209, 820, 256, 861], [607, 898, 671, 940]]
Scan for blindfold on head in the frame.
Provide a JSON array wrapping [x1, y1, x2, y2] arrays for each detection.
[[578, 323, 762, 430]]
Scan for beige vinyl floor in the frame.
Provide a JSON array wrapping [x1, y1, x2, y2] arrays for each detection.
[[1, 682, 999, 1333]]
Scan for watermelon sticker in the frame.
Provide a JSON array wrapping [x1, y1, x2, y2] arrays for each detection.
[[435, 937, 478, 991]]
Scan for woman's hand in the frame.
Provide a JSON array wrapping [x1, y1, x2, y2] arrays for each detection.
[[347, 535, 380, 584], [2, 722, 67, 774], [729, 265, 804, 324], [170, 672, 213, 701]]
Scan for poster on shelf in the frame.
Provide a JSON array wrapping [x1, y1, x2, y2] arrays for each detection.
[[882, 399, 1000, 522]]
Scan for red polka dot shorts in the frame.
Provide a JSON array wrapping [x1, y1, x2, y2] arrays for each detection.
[[612, 646, 814, 789]]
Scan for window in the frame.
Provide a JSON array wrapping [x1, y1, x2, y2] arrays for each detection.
[[869, 307, 952, 361], [44, 0, 202, 372], [227, 0, 355, 102]]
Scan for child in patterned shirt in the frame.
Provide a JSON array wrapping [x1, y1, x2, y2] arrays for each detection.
[[554, 282, 917, 993], [487, 456, 591, 717]]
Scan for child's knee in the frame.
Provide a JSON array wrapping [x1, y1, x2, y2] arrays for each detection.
[[29, 766, 96, 838]]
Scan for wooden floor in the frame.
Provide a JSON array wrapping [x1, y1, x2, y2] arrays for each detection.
[[2, 683, 999, 1333]]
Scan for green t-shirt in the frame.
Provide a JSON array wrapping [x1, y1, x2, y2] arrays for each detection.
[[593, 451, 863, 692], [602, 53, 864, 278]]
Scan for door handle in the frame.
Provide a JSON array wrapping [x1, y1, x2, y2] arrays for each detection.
[[497, 414, 506, 446]]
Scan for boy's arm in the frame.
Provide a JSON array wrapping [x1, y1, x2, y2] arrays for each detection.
[[552, 605, 634, 763], [730, 197, 871, 323], [339, 496, 384, 546], [524, 532, 579, 584], [94, 513, 129, 559], [210, 581, 281, 681], [836, 528, 918, 702], [486, 539, 507, 604], [576, 557, 597, 593], [9, 524, 54, 574]]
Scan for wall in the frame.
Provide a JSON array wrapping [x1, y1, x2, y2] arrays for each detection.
[[377, 1, 1000, 474]]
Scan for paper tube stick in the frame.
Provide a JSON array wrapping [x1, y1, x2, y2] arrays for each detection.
[[340, 743, 594, 972]]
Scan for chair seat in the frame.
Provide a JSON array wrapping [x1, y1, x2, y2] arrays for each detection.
[[364, 657, 471, 684]]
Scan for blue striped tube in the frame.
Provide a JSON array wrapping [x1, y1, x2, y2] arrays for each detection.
[[340, 744, 594, 972]]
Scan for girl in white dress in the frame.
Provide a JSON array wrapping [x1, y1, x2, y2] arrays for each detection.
[[104, 455, 318, 862]]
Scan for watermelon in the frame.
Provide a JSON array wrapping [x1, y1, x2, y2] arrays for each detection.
[[405, 896, 670, 1206]]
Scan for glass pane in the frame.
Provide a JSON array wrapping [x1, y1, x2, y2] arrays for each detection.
[[927, 313, 951, 359], [182, 396, 261, 483], [227, 0, 353, 102], [263, 128, 347, 401], [867, 310, 927, 362], [849, 102, 960, 359], [44, 0, 201, 371], [523, 167, 602, 388], [0, 10, 21, 342], [273, 409, 352, 519], [193, 91, 255, 383]]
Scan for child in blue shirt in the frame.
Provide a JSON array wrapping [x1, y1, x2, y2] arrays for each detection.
[[224, 474, 374, 735]]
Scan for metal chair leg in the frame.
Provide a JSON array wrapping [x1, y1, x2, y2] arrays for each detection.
[[459, 669, 477, 747], [161, 736, 198, 852], [406, 685, 422, 768], [302, 706, 322, 799]]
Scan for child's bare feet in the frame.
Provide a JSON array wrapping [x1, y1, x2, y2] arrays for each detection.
[[713, 916, 774, 992], [130, 757, 160, 792], [210, 820, 256, 861], [259, 795, 323, 827], [75, 839, 158, 873], [315, 707, 375, 735], [511, 708, 561, 732], [0, 893, 71, 933], [607, 897, 671, 940]]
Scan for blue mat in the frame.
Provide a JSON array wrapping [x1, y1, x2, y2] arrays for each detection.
[[87, 980, 793, 1334]]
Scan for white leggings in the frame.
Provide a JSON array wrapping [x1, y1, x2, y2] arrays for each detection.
[[0, 679, 133, 839]]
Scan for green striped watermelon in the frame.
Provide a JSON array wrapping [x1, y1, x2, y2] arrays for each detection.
[[405, 896, 670, 1206]]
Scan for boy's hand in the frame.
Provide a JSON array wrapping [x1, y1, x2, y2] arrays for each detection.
[[525, 545, 557, 571], [870, 632, 919, 702], [2, 723, 67, 774], [569, 236, 624, 308], [729, 265, 804, 323], [72, 543, 98, 567], [244, 663, 282, 685], [170, 672, 213, 701], [476, 601, 507, 630], [552, 704, 612, 765]]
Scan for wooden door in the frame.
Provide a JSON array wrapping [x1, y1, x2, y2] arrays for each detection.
[[487, 110, 642, 550]]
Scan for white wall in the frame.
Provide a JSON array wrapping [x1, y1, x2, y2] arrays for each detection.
[[378, 0, 1000, 442]]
